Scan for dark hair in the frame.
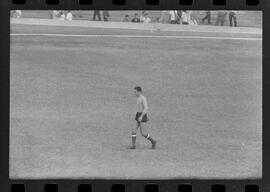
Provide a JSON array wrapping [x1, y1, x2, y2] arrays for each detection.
[[134, 86, 142, 92]]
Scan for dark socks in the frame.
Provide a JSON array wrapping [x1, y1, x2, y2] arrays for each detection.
[[144, 133, 156, 143]]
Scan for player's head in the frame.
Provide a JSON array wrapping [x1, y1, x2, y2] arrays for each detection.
[[134, 86, 142, 97]]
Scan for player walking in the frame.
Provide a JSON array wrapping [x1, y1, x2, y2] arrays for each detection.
[[130, 86, 157, 149]]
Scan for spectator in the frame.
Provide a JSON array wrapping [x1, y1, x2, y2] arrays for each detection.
[[103, 11, 110, 21], [176, 10, 182, 23], [216, 11, 227, 26], [123, 14, 130, 22], [140, 12, 151, 23], [12, 10, 22, 18], [93, 10, 101, 21], [59, 11, 65, 20], [202, 11, 211, 24], [169, 10, 178, 24], [65, 11, 73, 21], [140, 11, 146, 22], [50, 10, 59, 19], [143, 13, 151, 23], [181, 11, 190, 25], [229, 11, 237, 27], [131, 13, 140, 23]]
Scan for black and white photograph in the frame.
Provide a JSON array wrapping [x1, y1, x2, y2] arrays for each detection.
[[10, 10, 262, 179]]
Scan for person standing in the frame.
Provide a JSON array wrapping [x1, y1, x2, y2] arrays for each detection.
[[176, 10, 182, 24], [130, 86, 157, 150], [169, 10, 178, 24], [181, 11, 189, 25], [202, 11, 211, 24], [93, 10, 101, 21], [229, 11, 237, 27]]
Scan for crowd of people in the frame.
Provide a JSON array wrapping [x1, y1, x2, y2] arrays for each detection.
[[201, 10, 238, 27], [122, 11, 198, 25], [50, 10, 73, 21], [11, 10, 238, 27], [164, 11, 198, 25], [49, 10, 110, 21], [163, 10, 237, 27], [123, 11, 237, 27], [123, 12, 153, 23], [10, 10, 22, 18]]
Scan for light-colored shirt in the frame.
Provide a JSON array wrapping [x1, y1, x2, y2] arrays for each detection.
[[169, 11, 177, 21], [66, 12, 73, 21], [143, 17, 151, 23]]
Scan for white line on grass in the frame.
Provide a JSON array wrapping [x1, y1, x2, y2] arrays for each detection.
[[10, 33, 262, 41]]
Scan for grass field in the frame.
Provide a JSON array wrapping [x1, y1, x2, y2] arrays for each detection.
[[10, 20, 262, 179]]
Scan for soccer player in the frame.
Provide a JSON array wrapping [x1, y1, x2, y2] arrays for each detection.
[[130, 86, 157, 149]]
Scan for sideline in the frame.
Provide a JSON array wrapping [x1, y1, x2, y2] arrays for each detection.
[[10, 33, 263, 41], [10, 18, 262, 35]]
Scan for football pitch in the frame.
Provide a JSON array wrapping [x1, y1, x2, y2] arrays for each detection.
[[10, 21, 262, 179]]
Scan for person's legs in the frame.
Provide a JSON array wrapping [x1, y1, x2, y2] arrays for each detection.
[[208, 13, 211, 24], [229, 13, 233, 26], [233, 15, 237, 27], [139, 124, 157, 149], [202, 12, 210, 24], [130, 122, 140, 149], [97, 11, 101, 21], [202, 15, 206, 23], [93, 11, 97, 21]]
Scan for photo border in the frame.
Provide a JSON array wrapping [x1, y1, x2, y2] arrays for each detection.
[[1, 0, 269, 191]]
